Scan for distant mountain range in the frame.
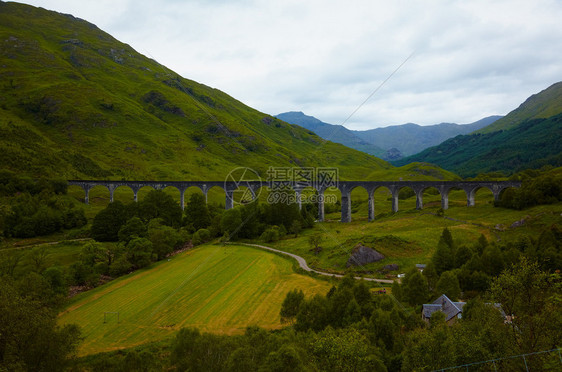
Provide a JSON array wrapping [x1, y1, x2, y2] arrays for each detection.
[[274, 112, 386, 157], [276, 112, 501, 160], [394, 82, 562, 177]]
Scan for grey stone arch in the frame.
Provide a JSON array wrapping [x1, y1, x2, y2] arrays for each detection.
[[135, 184, 159, 205], [464, 183, 502, 207], [438, 184, 465, 210], [162, 184, 184, 209], [112, 183, 138, 203], [417, 185, 441, 209], [397, 184, 424, 210], [344, 184, 373, 222], [67, 182, 91, 204], [203, 184, 228, 210], [88, 183, 112, 204], [182, 183, 208, 209], [223, 181, 260, 210], [372, 184, 395, 215], [494, 183, 519, 204]]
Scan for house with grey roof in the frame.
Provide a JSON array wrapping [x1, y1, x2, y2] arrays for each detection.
[[422, 294, 466, 325]]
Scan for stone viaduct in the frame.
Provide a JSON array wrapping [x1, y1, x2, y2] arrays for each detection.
[[68, 180, 521, 223]]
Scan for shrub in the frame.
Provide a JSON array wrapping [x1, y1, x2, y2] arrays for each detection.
[[260, 226, 281, 243]]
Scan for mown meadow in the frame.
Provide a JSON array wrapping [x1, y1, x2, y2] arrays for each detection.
[[58, 244, 332, 356]]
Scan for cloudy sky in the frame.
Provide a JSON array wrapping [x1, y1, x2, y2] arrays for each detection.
[[16, 0, 562, 129]]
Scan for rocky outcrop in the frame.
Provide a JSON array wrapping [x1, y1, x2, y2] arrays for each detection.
[[346, 244, 385, 267], [510, 216, 530, 228]]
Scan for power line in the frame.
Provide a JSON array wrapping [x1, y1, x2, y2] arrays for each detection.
[[432, 348, 562, 372]]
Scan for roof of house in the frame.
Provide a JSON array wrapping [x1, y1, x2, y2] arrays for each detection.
[[422, 294, 466, 322]]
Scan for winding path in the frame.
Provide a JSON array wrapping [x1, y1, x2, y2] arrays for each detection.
[[233, 242, 395, 284]]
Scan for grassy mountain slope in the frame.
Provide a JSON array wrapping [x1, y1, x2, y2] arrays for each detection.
[[277, 111, 500, 159], [476, 82, 562, 134], [0, 2, 456, 182], [394, 112, 562, 177]]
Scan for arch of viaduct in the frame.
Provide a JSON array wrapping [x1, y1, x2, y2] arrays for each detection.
[[68, 180, 521, 223]]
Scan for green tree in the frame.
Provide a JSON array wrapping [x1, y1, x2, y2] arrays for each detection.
[[402, 321, 455, 371], [226, 347, 257, 372], [295, 294, 329, 332], [109, 255, 132, 277], [369, 309, 395, 351], [441, 227, 454, 248], [264, 193, 303, 231], [343, 298, 363, 326], [0, 277, 81, 371], [403, 268, 429, 306], [127, 237, 154, 269], [481, 245, 504, 276], [280, 289, 305, 324], [260, 226, 281, 243], [432, 228, 455, 274], [170, 328, 238, 371], [353, 281, 372, 307], [27, 246, 49, 273], [490, 258, 562, 360], [237, 200, 262, 239], [184, 193, 210, 231], [91, 201, 129, 241], [118, 216, 146, 244], [220, 208, 243, 239], [477, 233, 488, 255], [138, 190, 182, 228], [311, 327, 387, 372], [79, 241, 108, 267], [149, 223, 181, 259], [42, 266, 67, 296], [289, 220, 302, 237], [309, 234, 322, 255], [16, 271, 57, 306], [454, 245, 473, 269], [435, 271, 461, 301], [328, 287, 354, 327], [422, 262, 439, 292], [262, 345, 304, 372], [0, 250, 24, 277]]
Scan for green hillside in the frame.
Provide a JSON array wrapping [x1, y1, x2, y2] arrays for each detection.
[[476, 81, 562, 134], [0, 2, 453, 182], [394, 83, 562, 177]]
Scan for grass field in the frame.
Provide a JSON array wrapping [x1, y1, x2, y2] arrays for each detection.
[[58, 244, 332, 356], [268, 193, 562, 276]]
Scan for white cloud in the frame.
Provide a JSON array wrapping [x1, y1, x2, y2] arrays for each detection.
[[14, 0, 562, 129]]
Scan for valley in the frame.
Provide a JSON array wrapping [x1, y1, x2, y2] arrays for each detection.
[[1, 1, 561, 371]]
